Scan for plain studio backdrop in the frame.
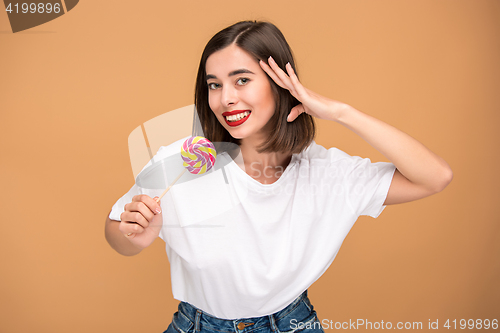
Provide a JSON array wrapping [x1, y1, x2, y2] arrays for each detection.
[[0, 1, 498, 332]]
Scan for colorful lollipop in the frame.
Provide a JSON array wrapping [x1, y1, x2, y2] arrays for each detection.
[[181, 136, 216, 174], [156, 136, 217, 202]]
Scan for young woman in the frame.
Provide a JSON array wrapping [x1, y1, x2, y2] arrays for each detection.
[[105, 21, 452, 332]]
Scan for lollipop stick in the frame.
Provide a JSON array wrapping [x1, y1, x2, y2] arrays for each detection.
[[156, 169, 186, 202]]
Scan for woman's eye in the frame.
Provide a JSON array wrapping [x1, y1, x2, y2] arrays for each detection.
[[208, 83, 220, 90], [237, 78, 249, 85]]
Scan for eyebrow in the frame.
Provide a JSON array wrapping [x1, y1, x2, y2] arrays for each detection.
[[206, 69, 255, 80]]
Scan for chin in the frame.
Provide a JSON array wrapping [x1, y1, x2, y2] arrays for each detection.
[[226, 130, 246, 140]]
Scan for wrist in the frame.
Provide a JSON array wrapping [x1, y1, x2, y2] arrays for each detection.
[[332, 103, 357, 124]]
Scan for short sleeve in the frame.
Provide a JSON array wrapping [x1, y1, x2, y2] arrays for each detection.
[[299, 142, 396, 219], [345, 157, 396, 218], [108, 183, 141, 221]]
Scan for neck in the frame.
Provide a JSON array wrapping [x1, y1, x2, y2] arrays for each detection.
[[238, 137, 292, 174]]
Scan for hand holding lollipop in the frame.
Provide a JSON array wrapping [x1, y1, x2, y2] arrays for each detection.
[[122, 137, 216, 241], [155, 136, 217, 202]]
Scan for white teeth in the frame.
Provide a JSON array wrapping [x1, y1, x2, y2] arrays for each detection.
[[226, 111, 250, 122]]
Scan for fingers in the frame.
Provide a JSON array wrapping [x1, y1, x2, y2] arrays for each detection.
[[265, 57, 294, 92], [261, 57, 310, 102], [287, 104, 305, 122], [121, 207, 151, 228], [268, 57, 299, 94], [132, 194, 162, 215], [259, 59, 287, 89], [285, 63, 307, 97], [260, 57, 311, 122], [119, 219, 144, 236], [120, 195, 162, 237]]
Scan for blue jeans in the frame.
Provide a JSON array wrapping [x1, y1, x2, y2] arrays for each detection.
[[163, 290, 324, 333]]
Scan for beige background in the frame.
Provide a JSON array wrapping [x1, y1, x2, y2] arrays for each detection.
[[1, 0, 499, 332]]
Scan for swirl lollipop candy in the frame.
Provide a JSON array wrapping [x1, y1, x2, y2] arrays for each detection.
[[156, 136, 217, 202], [181, 136, 216, 174]]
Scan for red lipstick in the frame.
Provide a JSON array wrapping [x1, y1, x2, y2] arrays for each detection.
[[222, 110, 251, 127]]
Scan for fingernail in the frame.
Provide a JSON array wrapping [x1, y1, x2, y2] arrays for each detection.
[[156, 207, 162, 214]]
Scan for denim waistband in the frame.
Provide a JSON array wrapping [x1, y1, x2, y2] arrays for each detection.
[[177, 289, 311, 332]]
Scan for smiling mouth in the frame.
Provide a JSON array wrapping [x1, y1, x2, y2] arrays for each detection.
[[225, 111, 250, 122], [222, 110, 251, 127]]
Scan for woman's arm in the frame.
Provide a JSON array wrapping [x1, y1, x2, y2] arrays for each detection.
[[335, 106, 453, 204], [260, 57, 453, 205]]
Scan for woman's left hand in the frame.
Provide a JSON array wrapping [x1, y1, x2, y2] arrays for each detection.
[[260, 56, 350, 122]]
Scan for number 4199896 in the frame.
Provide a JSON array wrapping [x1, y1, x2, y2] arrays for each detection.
[[5, 2, 61, 14], [444, 319, 498, 330]]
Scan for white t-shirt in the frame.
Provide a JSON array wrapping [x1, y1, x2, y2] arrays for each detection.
[[109, 137, 396, 319]]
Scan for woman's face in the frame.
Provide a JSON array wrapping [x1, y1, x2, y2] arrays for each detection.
[[205, 44, 276, 142]]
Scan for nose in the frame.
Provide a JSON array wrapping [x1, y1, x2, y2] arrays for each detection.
[[221, 85, 238, 107]]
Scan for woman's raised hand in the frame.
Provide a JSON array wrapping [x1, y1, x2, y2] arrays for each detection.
[[119, 195, 163, 250], [259, 56, 351, 123]]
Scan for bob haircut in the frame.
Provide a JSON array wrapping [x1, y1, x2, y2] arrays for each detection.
[[194, 20, 315, 154]]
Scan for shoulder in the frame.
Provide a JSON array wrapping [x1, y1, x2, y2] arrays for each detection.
[[154, 136, 190, 161], [295, 140, 357, 163], [294, 141, 391, 179], [134, 136, 190, 178]]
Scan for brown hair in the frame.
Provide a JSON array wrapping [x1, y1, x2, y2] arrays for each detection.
[[194, 20, 315, 154]]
